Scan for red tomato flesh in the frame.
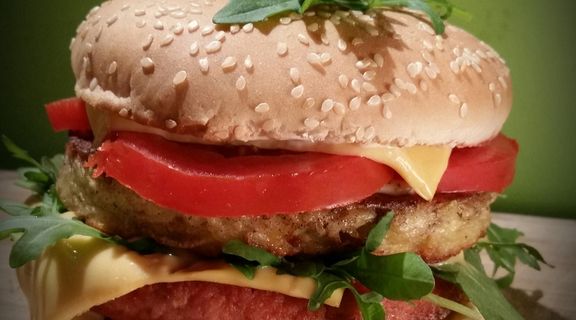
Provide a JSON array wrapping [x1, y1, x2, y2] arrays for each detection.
[[438, 135, 518, 193], [45, 98, 91, 132], [87, 132, 395, 217]]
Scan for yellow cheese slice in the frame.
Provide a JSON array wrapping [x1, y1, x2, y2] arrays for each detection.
[[17, 236, 343, 320], [89, 110, 452, 200]]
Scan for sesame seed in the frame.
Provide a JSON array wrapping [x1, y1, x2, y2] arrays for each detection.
[[351, 38, 364, 46], [304, 117, 320, 129], [173, 71, 188, 87], [85, 43, 93, 54], [390, 85, 401, 97], [154, 21, 164, 30], [142, 34, 154, 50], [89, 78, 98, 90], [188, 20, 199, 32], [303, 98, 315, 109], [160, 34, 175, 47], [449, 61, 460, 74], [172, 23, 184, 35], [242, 23, 254, 33], [277, 42, 288, 56], [453, 47, 461, 57], [421, 51, 433, 63], [255, 103, 270, 113], [498, 76, 508, 89], [279, 17, 292, 24], [381, 93, 395, 102], [304, 11, 316, 17], [320, 53, 331, 64], [136, 20, 147, 28], [134, 9, 146, 16], [383, 105, 392, 119], [365, 126, 376, 140], [355, 60, 368, 71], [230, 24, 240, 34], [351, 79, 361, 93], [362, 82, 377, 93], [363, 71, 376, 81], [140, 57, 155, 74], [289, 67, 300, 84], [307, 22, 319, 32], [214, 31, 226, 41], [95, 26, 103, 42], [189, 42, 199, 56], [321, 99, 334, 112], [106, 15, 118, 26], [201, 25, 215, 36], [422, 40, 434, 51], [405, 82, 417, 94], [338, 74, 349, 88], [263, 119, 277, 131], [495, 93, 502, 106], [374, 54, 384, 68], [489, 83, 496, 92], [368, 95, 381, 106], [449, 94, 460, 104], [349, 96, 361, 110], [355, 127, 365, 141], [475, 50, 487, 59], [297, 34, 310, 46], [107, 61, 117, 75], [205, 41, 222, 53], [459, 103, 468, 118], [289, 12, 302, 20], [334, 103, 346, 115], [306, 53, 322, 68], [321, 33, 329, 45], [291, 85, 304, 98], [235, 76, 246, 91], [419, 80, 428, 92], [394, 78, 406, 90], [170, 11, 187, 19], [407, 62, 423, 78], [221, 56, 237, 70], [199, 58, 209, 73], [425, 65, 439, 79], [337, 39, 347, 52], [165, 119, 178, 129], [118, 108, 129, 117], [244, 55, 254, 71]]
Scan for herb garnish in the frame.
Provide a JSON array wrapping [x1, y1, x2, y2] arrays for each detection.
[[213, 0, 454, 34], [0, 136, 162, 268]]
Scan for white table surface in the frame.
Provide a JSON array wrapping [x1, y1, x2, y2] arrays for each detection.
[[0, 170, 575, 320]]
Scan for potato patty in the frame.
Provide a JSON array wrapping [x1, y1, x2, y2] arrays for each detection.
[[57, 138, 494, 262]]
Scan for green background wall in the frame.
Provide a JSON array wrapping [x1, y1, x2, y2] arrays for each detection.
[[1, 1, 575, 218]]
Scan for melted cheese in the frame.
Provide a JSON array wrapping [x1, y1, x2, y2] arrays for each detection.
[[17, 236, 343, 320], [89, 110, 452, 200]]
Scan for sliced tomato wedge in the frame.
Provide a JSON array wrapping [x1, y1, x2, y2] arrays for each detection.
[[87, 132, 395, 217], [45, 97, 91, 132], [438, 134, 518, 193]]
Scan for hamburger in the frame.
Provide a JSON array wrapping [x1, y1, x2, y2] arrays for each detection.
[[0, 0, 539, 319]]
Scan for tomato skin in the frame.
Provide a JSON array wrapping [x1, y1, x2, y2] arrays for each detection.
[[438, 135, 518, 193], [87, 132, 395, 217], [45, 98, 91, 132]]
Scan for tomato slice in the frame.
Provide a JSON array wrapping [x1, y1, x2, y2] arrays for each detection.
[[45, 98, 91, 132], [87, 132, 395, 217], [438, 135, 518, 193]]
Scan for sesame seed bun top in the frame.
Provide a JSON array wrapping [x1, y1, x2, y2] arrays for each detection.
[[71, 0, 512, 147]]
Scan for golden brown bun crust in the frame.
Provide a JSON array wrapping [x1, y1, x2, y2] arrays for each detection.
[[71, 0, 512, 147]]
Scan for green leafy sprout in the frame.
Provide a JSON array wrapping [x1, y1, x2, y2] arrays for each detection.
[[213, 0, 454, 34], [0, 136, 548, 320]]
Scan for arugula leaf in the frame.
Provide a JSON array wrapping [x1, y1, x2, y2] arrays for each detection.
[[470, 223, 551, 288], [364, 212, 393, 252], [223, 239, 282, 266], [351, 290, 386, 320], [434, 261, 523, 320], [347, 251, 435, 300], [2, 135, 42, 168], [213, 0, 453, 34], [213, 0, 301, 23], [308, 272, 350, 310], [0, 200, 33, 217]]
